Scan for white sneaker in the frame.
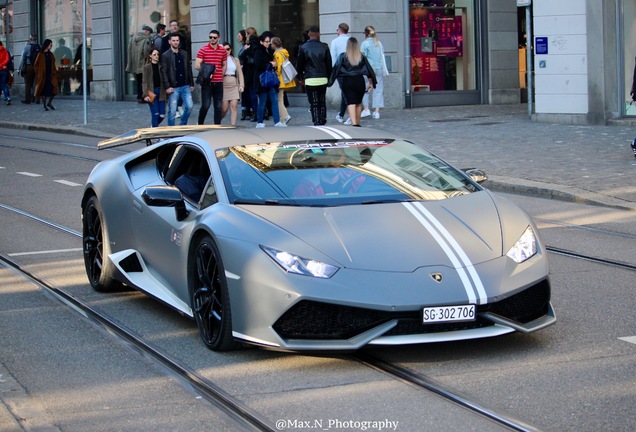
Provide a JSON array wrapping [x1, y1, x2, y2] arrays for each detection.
[[256, 123, 265, 128], [361, 109, 371, 118], [344, 118, 352, 125], [175, 111, 181, 119], [284, 115, 291, 124], [372, 112, 380, 119], [274, 122, 288, 127], [336, 114, 344, 123]]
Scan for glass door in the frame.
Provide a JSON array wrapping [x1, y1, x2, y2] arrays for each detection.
[[409, 0, 479, 106]]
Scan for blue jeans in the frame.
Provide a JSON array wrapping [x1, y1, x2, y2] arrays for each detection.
[[167, 86, 193, 126], [0, 71, 10, 100], [147, 86, 166, 127], [257, 87, 280, 124]]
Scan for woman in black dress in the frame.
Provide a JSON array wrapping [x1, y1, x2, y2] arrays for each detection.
[[328, 37, 376, 127]]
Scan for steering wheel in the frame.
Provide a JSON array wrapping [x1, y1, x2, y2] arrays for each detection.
[[340, 172, 365, 193]]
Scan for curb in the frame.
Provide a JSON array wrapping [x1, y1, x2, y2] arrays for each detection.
[[485, 176, 636, 212], [0, 121, 111, 139]]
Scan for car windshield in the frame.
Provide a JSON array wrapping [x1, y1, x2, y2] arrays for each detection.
[[215, 139, 478, 206]]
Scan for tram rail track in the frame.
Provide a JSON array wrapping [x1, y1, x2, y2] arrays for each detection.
[[0, 253, 278, 432]]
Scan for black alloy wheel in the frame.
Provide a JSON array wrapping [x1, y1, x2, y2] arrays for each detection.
[[82, 196, 121, 292], [191, 236, 236, 351]]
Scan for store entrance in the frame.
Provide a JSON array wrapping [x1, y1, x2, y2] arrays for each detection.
[[409, 1, 480, 107]]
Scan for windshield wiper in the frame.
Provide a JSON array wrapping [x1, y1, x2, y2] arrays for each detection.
[[233, 198, 303, 206], [360, 198, 415, 205]]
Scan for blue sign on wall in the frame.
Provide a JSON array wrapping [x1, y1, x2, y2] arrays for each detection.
[[535, 37, 548, 55]]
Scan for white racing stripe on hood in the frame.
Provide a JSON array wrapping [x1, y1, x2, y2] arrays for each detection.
[[309, 126, 352, 139], [403, 202, 488, 305]]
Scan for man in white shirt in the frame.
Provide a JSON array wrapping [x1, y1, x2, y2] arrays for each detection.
[[330, 23, 350, 123]]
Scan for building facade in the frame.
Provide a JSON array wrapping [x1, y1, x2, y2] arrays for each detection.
[[0, 0, 632, 124]]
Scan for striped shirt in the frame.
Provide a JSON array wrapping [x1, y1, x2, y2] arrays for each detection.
[[196, 43, 227, 83]]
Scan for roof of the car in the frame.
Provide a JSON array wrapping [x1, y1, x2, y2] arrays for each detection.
[[98, 125, 400, 150]]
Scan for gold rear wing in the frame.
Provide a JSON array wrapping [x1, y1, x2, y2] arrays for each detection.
[[97, 125, 237, 150]]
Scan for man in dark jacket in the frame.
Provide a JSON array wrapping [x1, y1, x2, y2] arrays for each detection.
[[161, 34, 194, 126], [296, 26, 332, 125]]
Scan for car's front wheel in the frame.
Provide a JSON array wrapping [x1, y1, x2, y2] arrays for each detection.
[[190, 235, 237, 351], [82, 196, 122, 292]]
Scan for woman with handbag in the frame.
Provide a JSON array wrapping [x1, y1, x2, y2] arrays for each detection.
[[142, 48, 167, 127], [220, 42, 244, 126], [271, 37, 296, 124], [253, 33, 286, 128], [328, 37, 376, 127]]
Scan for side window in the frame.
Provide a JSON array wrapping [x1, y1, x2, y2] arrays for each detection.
[[164, 144, 211, 204]]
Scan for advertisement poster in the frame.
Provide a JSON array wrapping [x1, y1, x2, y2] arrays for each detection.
[[410, 5, 463, 91]]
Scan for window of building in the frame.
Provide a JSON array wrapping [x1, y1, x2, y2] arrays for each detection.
[[124, 0, 191, 98], [622, 0, 636, 116], [40, 0, 92, 97], [0, 4, 13, 55], [409, 0, 476, 95], [229, 0, 319, 94]]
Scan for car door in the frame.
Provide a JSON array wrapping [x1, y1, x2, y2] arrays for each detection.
[[130, 143, 211, 307]]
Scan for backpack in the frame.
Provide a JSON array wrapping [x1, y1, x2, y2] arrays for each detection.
[[29, 43, 41, 65]]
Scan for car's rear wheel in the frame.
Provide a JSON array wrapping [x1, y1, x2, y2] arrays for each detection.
[[191, 235, 237, 351], [82, 196, 122, 292]]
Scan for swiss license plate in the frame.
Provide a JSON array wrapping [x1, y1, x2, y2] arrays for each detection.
[[422, 304, 476, 324]]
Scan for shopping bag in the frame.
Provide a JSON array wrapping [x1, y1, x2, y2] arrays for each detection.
[[280, 53, 298, 84]]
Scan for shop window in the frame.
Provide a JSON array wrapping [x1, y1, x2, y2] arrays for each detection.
[[1, 4, 13, 55], [229, 0, 319, 94], [124, 0, 191, 98], [40, 0, 92, 97], [623, 0, 636, 116], [409, 0, 476, 93]]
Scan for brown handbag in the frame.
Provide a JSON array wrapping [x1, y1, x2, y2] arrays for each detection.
[[147, 90, 156, 103]]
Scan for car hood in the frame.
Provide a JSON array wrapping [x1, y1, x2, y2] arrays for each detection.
[[244, 191, 505, 272]]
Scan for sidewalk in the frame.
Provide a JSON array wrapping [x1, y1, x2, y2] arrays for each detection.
[[1, 98, 634, 210]]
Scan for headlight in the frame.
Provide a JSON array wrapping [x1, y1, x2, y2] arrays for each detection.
[[506, 226, 537, 263], [261, 246, 339, 278]]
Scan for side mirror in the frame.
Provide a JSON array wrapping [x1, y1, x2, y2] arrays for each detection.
[[142, 186, 189, 221], [462, 168, 488, 184]]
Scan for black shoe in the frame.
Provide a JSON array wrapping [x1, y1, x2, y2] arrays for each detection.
[[240, 111, 248, 121], [47, 103, 55, 110], [250, 114, 257, 122]]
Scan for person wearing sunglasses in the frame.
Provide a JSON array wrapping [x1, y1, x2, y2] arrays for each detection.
[[220, 42, 244, 126], [194, 30, 227, 125]]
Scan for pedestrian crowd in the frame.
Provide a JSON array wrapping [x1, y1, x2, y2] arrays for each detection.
[[1, 22, 388, 129]]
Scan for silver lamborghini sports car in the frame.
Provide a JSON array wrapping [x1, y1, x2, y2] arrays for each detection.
[[82, 125, 556, 352]]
